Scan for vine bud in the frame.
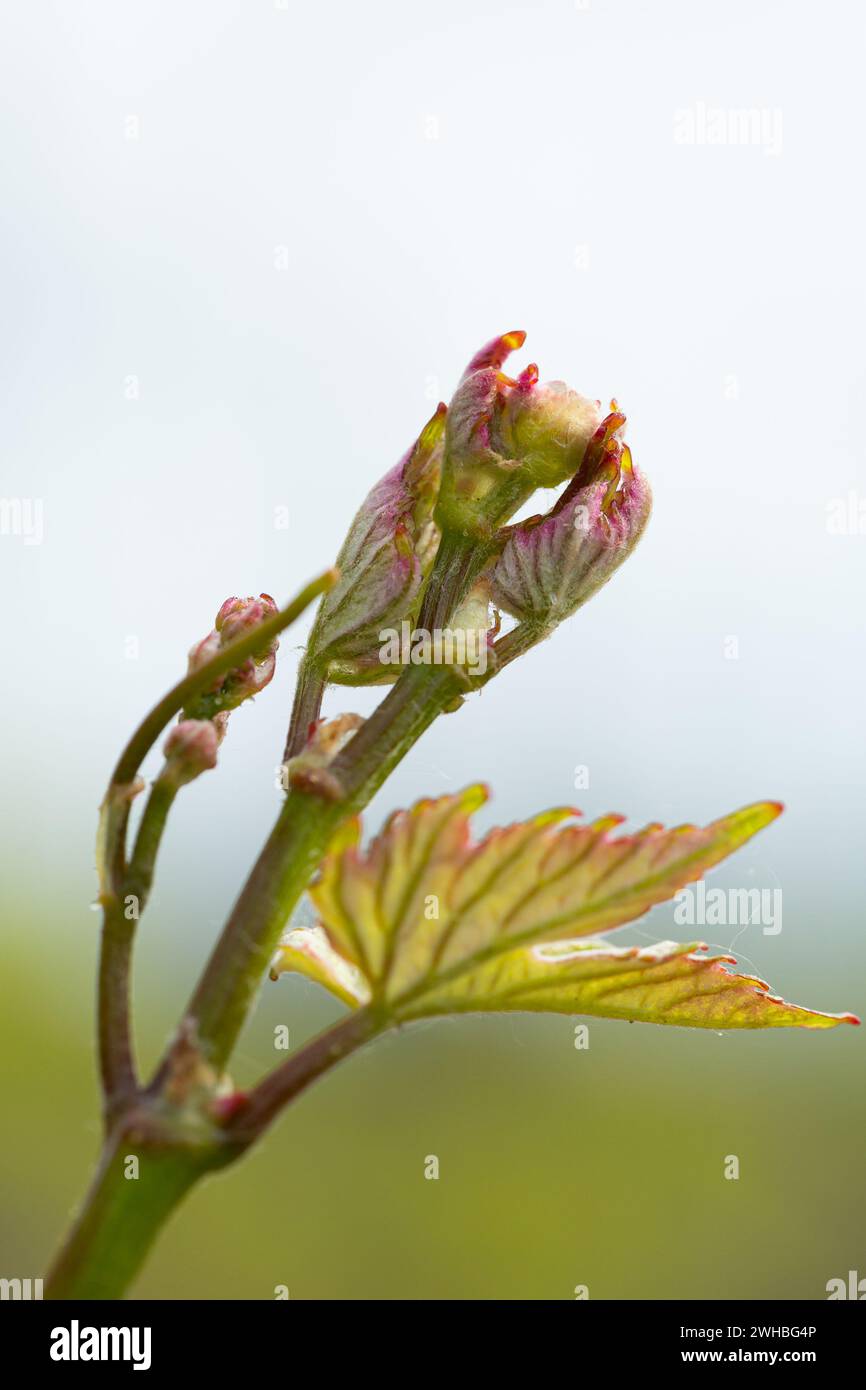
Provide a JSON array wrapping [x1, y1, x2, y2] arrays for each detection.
[[185, 594, 279, 718], [436, 331, 603, 539], [303, 405, 446, 685], [490, 411, 651, 631], [162, 719, 220, 788]]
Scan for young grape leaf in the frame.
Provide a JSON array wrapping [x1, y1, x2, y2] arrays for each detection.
[[271, 787, 857, 1030], [402, 938, 857, 1028]]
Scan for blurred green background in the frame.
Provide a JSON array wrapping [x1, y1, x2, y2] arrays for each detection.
[[2, 866, 862, 1299], [2, 0, 864, 1299]]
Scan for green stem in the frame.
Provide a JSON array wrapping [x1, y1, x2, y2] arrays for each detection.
[[125, 776, 179, 913], [181, 793, 343, 1073], [181, 661, 461, 1073], [173, 524, 487, 1077], [180, 529, 497, 1076], [94, 573, 335, 1114], [45, 1010, 380, 1299], [416, 529, 491, 631], [98, 903, 138, 1114], [283, 658, 326, 762], [44, 1117, 222, 1300], [98, 777, 180, 1118], [486, 619, 551, 677], [61, 542, 501, 1297], [225, 1007, 383, 1144]]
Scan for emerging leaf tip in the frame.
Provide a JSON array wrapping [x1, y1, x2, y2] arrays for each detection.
[[713, 799, 784, 842], [460, 783, 490, 813]]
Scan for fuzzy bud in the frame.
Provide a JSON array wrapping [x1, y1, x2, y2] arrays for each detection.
[[436, 331, 603, 539], [490, 411, 651, 630], [185, 593, 279, 719], [304, 405, 446, 685], [162, 719, 220, 787]]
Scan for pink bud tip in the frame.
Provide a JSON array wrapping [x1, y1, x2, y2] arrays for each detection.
[[517, 363, 540, 388], [215, 594, 279, 643], [461, 330, 527, 379]]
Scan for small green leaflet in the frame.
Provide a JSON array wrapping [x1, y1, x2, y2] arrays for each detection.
[[271, 787, 858, 1031]]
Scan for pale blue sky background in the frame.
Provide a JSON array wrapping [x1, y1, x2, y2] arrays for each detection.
[[3, 0, 863, 987]]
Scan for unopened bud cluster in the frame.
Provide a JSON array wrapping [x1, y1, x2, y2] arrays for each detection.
[[162, 594, 281, 788], [186, 594, 279, 716], [297, 330, 651, 693]]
